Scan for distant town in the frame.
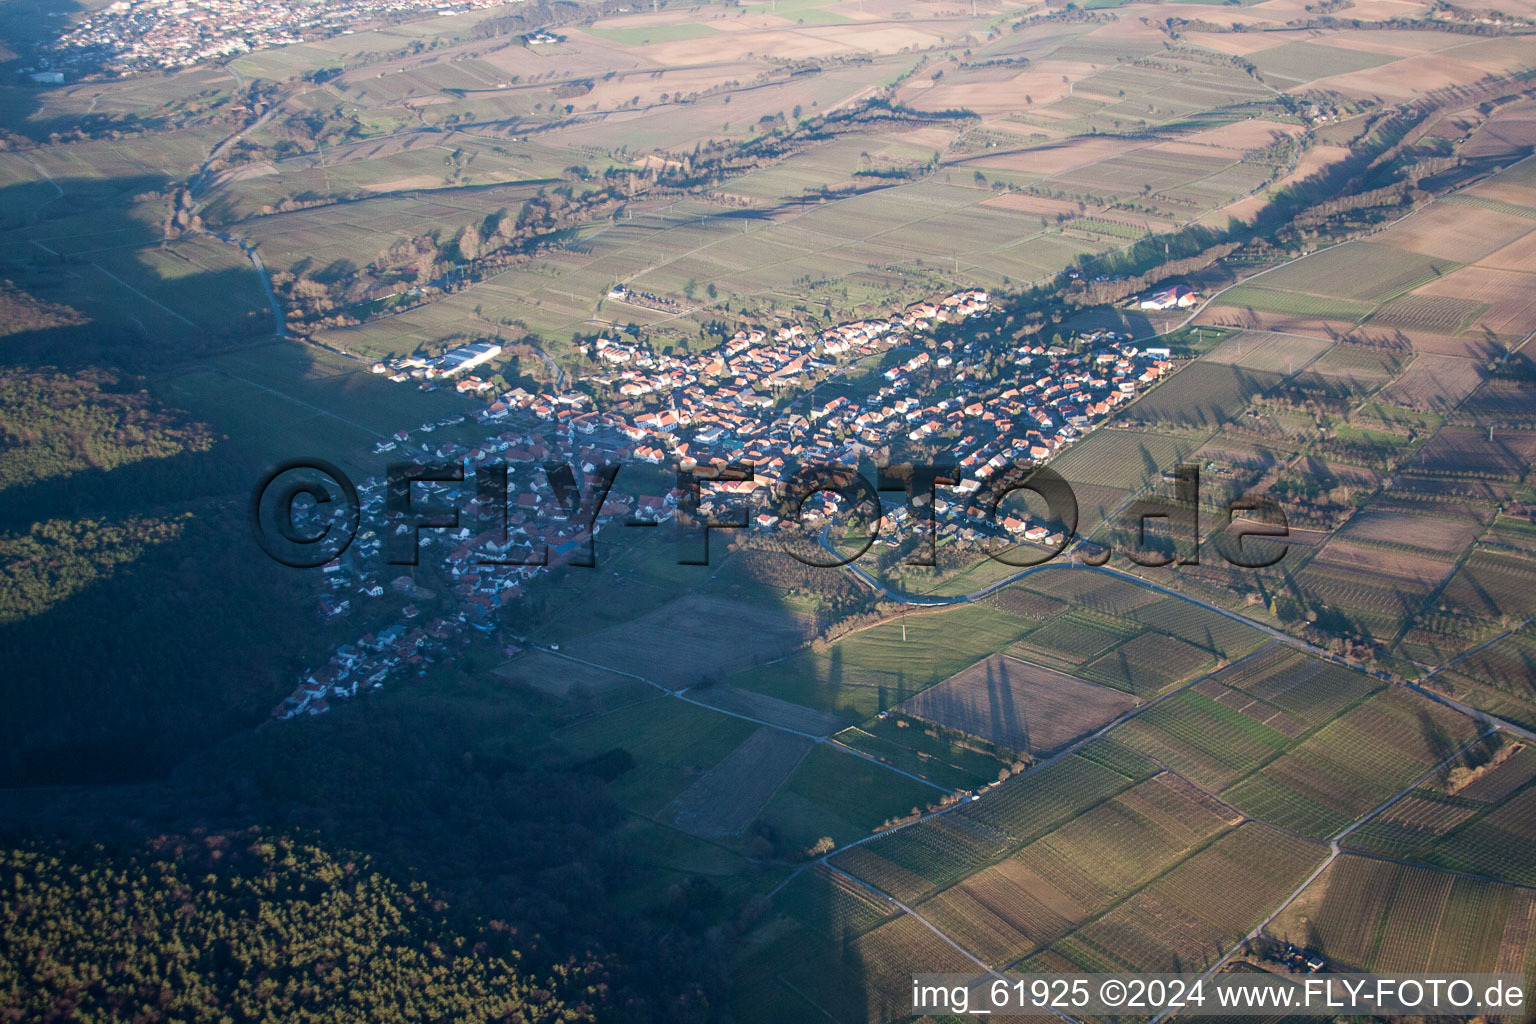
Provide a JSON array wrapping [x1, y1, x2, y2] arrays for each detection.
[[25, 0, 522, 79]]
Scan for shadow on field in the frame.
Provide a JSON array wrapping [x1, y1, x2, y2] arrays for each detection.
[[0, 165, 419, 785]]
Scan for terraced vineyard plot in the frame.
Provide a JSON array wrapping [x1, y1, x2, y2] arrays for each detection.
[[902, 654, 1138, 755], [1112, 689, 1290, 791], [1129, 598, 1269, 659], [1420, 785, 1536, 886], [1084, 633, 1215, 697], [1015, 569, 1165, 617], [1118, 363, 1283, 429], [1436, 551, 1536, 627], [1410, 425, 1529, 479], [1019, 614, 1134, 665], [958, 753, 1137, 844], [1054, 824, 1327, 973], [666, 727, 812, 838], [1214, 285, 1375, 322], [776, 865, 898, 943], [918, 773, 1238, 967], [1371, 294, 1489, 334], [778, 912, 980, 1024], [832, 815, 1014, 904], [1222, 689, 1483, 839], [1341, 792, 1481, 857], [1268, 857, 1536, 975]]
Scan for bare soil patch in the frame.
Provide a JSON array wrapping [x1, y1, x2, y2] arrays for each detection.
[[902, 653, 1137, 755]]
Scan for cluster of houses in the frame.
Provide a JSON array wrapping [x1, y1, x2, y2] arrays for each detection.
[[38, 0, 522, 77], [276, 287, 1175, 718], [274, 426, 678, 719]]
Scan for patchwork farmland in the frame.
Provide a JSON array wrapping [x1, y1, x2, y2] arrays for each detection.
[[11, 0, 1536, 1018]]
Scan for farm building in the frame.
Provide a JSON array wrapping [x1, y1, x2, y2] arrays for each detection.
[[1139, 285, 1200, 310], [437, 341, 502, 376]]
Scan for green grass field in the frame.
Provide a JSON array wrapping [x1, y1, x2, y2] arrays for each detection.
[[555, 697, 759, 815], [726, 603, 1035, 719], [754, 744, 946, 852]]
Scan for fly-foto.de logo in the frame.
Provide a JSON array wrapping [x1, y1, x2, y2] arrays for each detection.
[[250, 456, 1292, 572]]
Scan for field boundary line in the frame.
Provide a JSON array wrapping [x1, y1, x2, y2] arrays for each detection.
[[91, 263, 198, 327], [1147, 727, 1498, 1024], [768, 642, 1277, 901], [1340, 848, 1536, 893], [536, 646, 956, 792], [211, 367, 389, 439], [823, 861, 1087, 1024]]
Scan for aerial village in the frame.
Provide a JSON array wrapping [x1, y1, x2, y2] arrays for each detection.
[[276, 288, 1175, 717]]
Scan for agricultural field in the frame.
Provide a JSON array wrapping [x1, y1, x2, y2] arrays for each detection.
[[1203, 331, 1333, 375], [561, 593, 815, 688], [775, 863, 900, 943], [833, 714, 1015, 791], [1111, 688, 1292, 792], [666, 726, 812, 838], [691, 685, 850, 737], [833, 752, 1140, 903], [1410, 424, 1532, 479], [1222, 687, 1484, 840], [1267, 856, 1536, 975], [1083, 632, 1215, 697], [1016, 612, 1136, 667], [1234, 243, 1463, 306], [1343, 737, 1536, 876], [1128, 599, 1271, 660], [917, 772, 1240, 968], [772, 911, 979, 1024], [554, 697, 760, 816], [14, 0, 1536, 1021], [1116, 363, 1283, 431], [1212, 285, 1376, 324], [493, 650, 635, 699], [1012, 569, 1164, 618], [1442, 547, 1536, 620], [751, 743, 945, 853], [901, 653, 1138, 755], [1207, 644, 1381, 729], [1046, 429, 1202, 493], [1029, 824, 1328, 974], [725, 602, 1036, 719]]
